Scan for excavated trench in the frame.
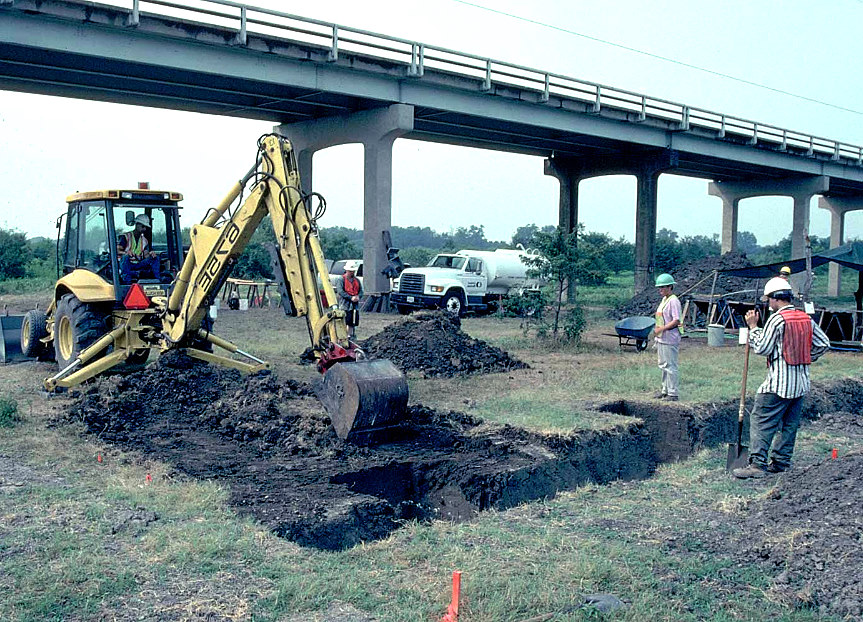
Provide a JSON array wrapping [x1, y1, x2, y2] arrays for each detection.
[[58, 354, 863, 551]]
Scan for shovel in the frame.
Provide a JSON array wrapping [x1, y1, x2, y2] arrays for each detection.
[[726, 335, 751, 471]]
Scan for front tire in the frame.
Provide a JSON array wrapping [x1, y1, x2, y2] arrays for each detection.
[[53, 294, 108, 369], [21, 309, 48, 358], [441, 291, 465, 317]]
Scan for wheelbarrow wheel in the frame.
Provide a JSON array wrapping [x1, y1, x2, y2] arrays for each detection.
[[636, 339, 649, 351]]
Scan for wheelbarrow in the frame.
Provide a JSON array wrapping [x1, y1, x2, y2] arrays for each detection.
[[606, 316, 655, 351]]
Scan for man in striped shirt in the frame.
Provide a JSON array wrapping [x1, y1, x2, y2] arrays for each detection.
[[732, 278, 830, 479]]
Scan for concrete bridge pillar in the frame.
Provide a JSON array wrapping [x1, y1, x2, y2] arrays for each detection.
[[709, 176, 829, 259], [818, 196, 863, 296], [543, 156, 580, 235], [276, 104, 414, 295], [634, 169, 660, 292]]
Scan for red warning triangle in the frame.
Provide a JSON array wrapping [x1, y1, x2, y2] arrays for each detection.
[[123, 283, 151, 310]]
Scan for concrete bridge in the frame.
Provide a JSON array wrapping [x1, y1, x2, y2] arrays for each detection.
[[2, 0, 861, 294]]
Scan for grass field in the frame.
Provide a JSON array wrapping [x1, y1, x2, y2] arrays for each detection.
[[0, 284, 860, 621]]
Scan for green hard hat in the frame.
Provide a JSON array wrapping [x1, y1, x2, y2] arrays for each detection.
[[655, 273, 675, 287]]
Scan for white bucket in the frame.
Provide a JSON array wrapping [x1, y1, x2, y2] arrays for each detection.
[[707, 323, 724, 347], [209, 305, 218, 320], [238, 298, 249, 311], [738, 327, 749, 345]]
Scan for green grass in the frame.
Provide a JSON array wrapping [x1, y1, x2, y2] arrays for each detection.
[[0, 396, 21, 427], [0, 276, 56, 295], [0, 283, 859, 621]]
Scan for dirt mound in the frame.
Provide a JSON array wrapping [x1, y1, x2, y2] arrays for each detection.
[[612, 252, 758, 319], [735, 451, 863, 617], [66, 351, 339, 456], [361, 311, 528, 377]]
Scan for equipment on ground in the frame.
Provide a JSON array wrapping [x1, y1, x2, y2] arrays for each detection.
[[606, 316, 655, 351], [16, 134, 408, 441], [726, 333, 752, 471], [655, 273, 675, 287], [391, 248, 542, 316]]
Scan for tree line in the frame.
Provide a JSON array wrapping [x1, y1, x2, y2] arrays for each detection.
[[0, 223, 844, 284]]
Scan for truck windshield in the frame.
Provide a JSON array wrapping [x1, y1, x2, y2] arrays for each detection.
[[430, 255, 466, 269]]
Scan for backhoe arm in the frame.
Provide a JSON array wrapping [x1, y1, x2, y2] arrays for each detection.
[[162, 134, 350, 363]]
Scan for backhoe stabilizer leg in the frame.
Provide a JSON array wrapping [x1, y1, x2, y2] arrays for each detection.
[[44, 326, 128, 391], [184, 347, 269, 374], [315, 359, 409, 442]]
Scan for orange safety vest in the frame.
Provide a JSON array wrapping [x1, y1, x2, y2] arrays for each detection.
[[343, 274, 360, 297], [779, 308, 813, 365]]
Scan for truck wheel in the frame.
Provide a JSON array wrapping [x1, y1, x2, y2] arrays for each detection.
[[21, 309, 48, 358], [53, 294, 108, 369], [397, 305, 412, 315], [441, 291, 465, 317]]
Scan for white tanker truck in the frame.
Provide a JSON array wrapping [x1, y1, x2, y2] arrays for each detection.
[[390, 248, 542, 316]]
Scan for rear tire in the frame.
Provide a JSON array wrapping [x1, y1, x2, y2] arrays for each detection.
[[21, 309, 48, 358], [441, 291, 465, 317], [53, 294, 109, 370]]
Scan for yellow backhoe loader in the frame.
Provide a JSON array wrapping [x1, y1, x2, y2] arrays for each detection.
[[15, 134, 408, 441]]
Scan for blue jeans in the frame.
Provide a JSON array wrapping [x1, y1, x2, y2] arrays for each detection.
[[120, 255, 160, 283]]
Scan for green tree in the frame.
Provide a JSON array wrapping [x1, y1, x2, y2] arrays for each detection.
[[522, 225, 581, 338], [0, 228, 31, 279], [605, 237, 634, 274], [737, 231, 759, 255], [232, 243, 273, 280], [319, 230, 360, 261], [398, 247, 435, 268]]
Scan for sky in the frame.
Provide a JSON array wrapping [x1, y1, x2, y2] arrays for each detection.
[[1, 0, 862, 248]]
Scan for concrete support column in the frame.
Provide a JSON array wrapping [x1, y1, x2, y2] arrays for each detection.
[[720, 198, 740, 254], [818, 196, 863, 296], [634, 170, 660, 292], [543, 157, 579, 234], [275, 104, 414, 295]]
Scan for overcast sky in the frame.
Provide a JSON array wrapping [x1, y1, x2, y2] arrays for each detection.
[[1, 0, 862, 247]]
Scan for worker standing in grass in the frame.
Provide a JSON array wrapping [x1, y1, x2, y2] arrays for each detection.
[[338, 260, 363, 339], [653, 273, 681, 402], [732, 277, 830, 479]]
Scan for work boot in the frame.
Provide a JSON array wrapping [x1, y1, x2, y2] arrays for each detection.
[[732, 464, 768, 479], [766, 462, 788, 473], [653, 391, 667, 399]]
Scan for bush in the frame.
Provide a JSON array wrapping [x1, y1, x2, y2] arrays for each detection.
[[0, 228, 31, 279], [0, 397, 21, 427], [563, 303, 586, 344]]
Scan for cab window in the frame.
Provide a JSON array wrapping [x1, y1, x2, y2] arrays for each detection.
[[465, 258, 483, 273], [114, 207, 169, 256], [79, 202, 112, 278]]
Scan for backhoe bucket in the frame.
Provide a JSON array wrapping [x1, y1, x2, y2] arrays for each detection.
[[316, 359, 409, 442], [0, 315, 24, 363]]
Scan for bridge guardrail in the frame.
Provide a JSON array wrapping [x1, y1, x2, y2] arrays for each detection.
[[27, 0, 863, 166]]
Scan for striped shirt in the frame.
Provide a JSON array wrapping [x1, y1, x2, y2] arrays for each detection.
[[748, 304, 830, 399]]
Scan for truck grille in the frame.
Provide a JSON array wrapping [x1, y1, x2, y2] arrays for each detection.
[[399, 273, 425, 294]]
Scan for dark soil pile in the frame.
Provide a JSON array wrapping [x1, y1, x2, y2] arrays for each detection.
[[611, 252, 758, 319], [736, 451, 863, 617], [361, 311, 528, 377]]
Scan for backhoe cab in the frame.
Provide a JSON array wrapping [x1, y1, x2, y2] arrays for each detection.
[[15, 135, 408, 442]]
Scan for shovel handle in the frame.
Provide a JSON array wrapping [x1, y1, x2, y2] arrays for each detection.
[[738, 339, 751, 423]]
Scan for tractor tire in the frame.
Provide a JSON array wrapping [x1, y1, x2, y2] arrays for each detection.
[[53, 294, 109, 370], [440, 290, 466, 317], [20, 309, 48, 358]]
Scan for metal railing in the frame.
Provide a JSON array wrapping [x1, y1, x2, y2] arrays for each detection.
[[29, 0, 863, 165]]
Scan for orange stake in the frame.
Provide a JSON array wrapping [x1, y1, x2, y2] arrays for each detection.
[[832, 448, 838, 459], [439, 571, 462, 622]]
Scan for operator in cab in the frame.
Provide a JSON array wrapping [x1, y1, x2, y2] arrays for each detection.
[[118, 214, 160, 284], [337, 260, 362, 338]]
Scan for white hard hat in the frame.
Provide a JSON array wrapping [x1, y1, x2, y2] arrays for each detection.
[[134, 214, 151, 227], [762, 277, 793, 301], [344, 260, 359, 272]]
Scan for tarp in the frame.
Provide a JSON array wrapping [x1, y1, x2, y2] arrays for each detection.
[[719, 242, 863, 278]]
